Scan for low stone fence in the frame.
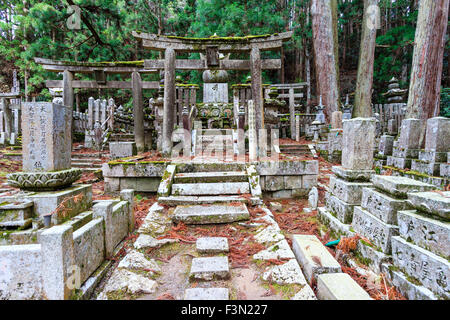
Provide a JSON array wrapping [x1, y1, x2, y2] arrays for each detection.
[[102, 160, 319, 198], [0, 189, 134, 300]]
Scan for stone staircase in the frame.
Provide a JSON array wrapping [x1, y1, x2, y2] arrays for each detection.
[[158, 164, 262, 206], [279, 144, 312, 156], [71, 153, 104, 171]]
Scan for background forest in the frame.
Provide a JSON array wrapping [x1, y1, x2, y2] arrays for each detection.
[[0, 0, 448, 113]]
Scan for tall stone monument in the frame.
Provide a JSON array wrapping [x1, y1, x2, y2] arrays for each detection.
[[202, 69, 229, 103], [7, 101, 82, 190]]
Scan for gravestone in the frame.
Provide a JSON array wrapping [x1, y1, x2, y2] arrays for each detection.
[[387, 118, 422, 170], [248, 100, 257, 161], [7, 102, 81, 190], [331, 111, 343, 129], [202, 70, 229, 103], [342, 118, 376, 170]]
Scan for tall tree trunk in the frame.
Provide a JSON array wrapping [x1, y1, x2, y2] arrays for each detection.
[[311, 0, 339, 121], [354, 0, 379, 118], [406, 0, 449, 145], [331, 0, 340, 97]]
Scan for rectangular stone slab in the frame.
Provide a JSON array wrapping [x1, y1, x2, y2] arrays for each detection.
[[341, 118, 375, 170], [392, 236, 450, 299], [190, 256, 230, 281], [352, 206, 399, 254], [174, 171, 248, 183], [196, 237, 229, 253], [173, 203, 250, 224], [361, 187, 409, 224], [157, 195, 248, 206], [407, 191, 450, 220], [371, 175, 435, 199], [317, 207, 354, 237], [171, 182, 250, 196], [291, 234, 341, 283], [332, 166, 374, 182], [397, 210, 449, 259], [184, 288, 229, 300], [317, 273, 372, 300], [329, 176, 373, 205]]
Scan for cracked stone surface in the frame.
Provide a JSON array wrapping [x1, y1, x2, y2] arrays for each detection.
[[253, 239, 295, 260], [134, 234, 178, 250], [262, 259, 308, 285], [138, 203, 171, 236], [254, 225, 285, 244], [97, 269, 157, 299], [118, 250, 161, 273]]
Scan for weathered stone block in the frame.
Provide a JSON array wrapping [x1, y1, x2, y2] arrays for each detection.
[[325, 191, 356, 224], [371, 175, 435, 199], [190, 256, 230, 281], [411, 160, 441, 177], [407, 191, 450, 220], [424, 117, 450, 152], [317, 273, 372, 300], [73, 218, 105, 285], [398, 118, 421, 150], [157, 164, 176, 197], [332, 166, 374, 182], [392, 236, 450, 299], [196, 237, 229, 254], [317, 207, 354, 237], [361, 187, 409, 224], [22, 102, 72, 172], [392, 147, 420, 159], [284, 176, 302, 189], [342, 118, 376, 170], [386, 156, 412, 169], [440, 163, 450, 178], [173, 203, 249, 224], [329, 176, 372, 205], [352, 206, 399, 254], [291, 234, 341, 282], [302, 175, 318, 189], [0, 200, 33, 228], [109, 142, 137, 160], [40, 224, 75, 300], [184, 288, 229, 300], [378, 135, 395, 156], [418, 150, 447, 163], [265, 175, 285, 191], [0, 244, 43, 300], [397, 210, 449, 259]]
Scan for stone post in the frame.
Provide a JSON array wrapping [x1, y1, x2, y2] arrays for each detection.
[[1, 98, 12, 140], [233, 89, 240, 127], [120, 189, 135, 233], [40, 225, 75, 300], [13, 108, 21, 135], [62, 70, 74, 110], [258, 128, 267, 158], [295, 115, 300, 142], [290, 88, 296, 139], [162, 48, 176, 156], [100, 99, 107, 126], [250, 47, 263, 131], [94, 99, 100, 124], [87, 97, 94, 130], [93, 201, 115, 257], [108, 98, 115, 131], [132, 71, 145, 152]]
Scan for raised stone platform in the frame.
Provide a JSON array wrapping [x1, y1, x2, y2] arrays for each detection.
[[171, 182, 250, 196], [361, 187, 409, 225], [406, 191, 449, 220], [328, 176, 372, 205], [173, 203, 250, 224], [324, 192, 355, 224], [174, 171, 248, 183]]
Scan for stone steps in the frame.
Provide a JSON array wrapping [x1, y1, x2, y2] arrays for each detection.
[[174, 171, 248, 184], [189, 256, 230, 281], [172, 203, 250, 224], [171, 182, 250, 196], [158, 195, 249, 206], [316, 273, 372, 300]]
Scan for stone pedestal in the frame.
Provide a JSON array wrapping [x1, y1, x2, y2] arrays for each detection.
[[387, 118, 421, 170]]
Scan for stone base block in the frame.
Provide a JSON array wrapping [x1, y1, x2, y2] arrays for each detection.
[[419, 150, 447, 163], [407, 191, 450, 221], [190, 256, 230, 281], [361, 187, 409, 225], [184, 288, 229, 300], [325, 192, 356, 224], [0, 200, 33, 228], [386, 156, 412, 169], [381, 263, 438, 300], [7, 168, 82, 191], [371, 175, 435, 199], [411, 160, 441, 176], [392, 236, 450, 299], [356, 241, 391, 274], [317, 207, 354, 237], [392, 147, 420, 159], [329, 176, 373, 205], [440, 163, 450, 178], [332, 166, 374, 182], [109, 142, 137, 160], [397, 210, 449, 259], [352, 206, 399, 254]]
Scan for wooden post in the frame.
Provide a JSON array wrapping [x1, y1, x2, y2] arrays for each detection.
[[250, 47, 264, 131], [289, 88, 295, 139], [162, 48, 176, 156], [132, 71, 145, 152]]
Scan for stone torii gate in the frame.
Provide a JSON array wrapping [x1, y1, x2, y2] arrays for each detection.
[[132, 31, 292, 155], [34, 58, 158, 152]]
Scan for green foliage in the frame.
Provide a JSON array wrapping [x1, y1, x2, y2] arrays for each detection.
[[440, 88, 450, 118]]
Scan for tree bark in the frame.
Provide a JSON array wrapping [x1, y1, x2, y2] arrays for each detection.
[[311, 0, 339, 121], [353, 0, 379, 118], [406, 0, 449, 121]]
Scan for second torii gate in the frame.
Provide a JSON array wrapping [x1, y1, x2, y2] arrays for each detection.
[[133, 31, 292, 155]]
